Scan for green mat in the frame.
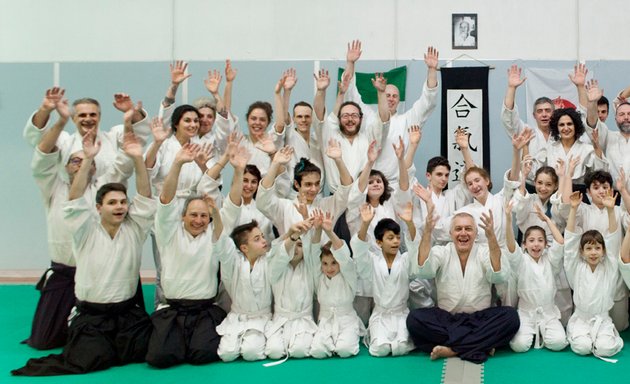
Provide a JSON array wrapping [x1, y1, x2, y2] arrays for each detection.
[[1, 285, 629, 384]]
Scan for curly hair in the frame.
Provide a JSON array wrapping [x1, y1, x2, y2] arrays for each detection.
[[549, 108, 585, 141]]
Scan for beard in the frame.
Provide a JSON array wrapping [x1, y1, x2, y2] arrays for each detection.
[[618, 121, 630, 134]]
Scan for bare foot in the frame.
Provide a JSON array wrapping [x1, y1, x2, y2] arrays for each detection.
[[430, 345, 457, 360]]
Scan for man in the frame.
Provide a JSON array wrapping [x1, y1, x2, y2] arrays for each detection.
[[406, 208, 519, 364], [343, 41, 439, 189], [24, 87, 151, 180], [597, 96, 610, 122], [13, 107, 156, 376], [454, 20, 476, 47]]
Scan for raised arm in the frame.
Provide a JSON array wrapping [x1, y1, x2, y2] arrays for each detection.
[[227, 145, 251, 206], [455, 128, 475, 170], [313, 69, 330, 122], [397, 201, 416, 241], [424, 46, 439, 89], [344, 40, 362, 85], [162, 60, 191, 108], [480, 210, 502, 272], [113, 93, 146, 125], [418, 203, 437, 266], [504, 65, 526, 111], [405, 125, 422, 170], [37, 96, 70, 154], [615, 167, 630, 214], [622, 224, 630, 264], [372, 73, 390, 123], [159, 143, 199, 204], [510, 127, 534, 182], [283, 217, 315, 254], [144, 117, 171, 169], [32, 87, 65, 129], [533, 204, 564, 244], [222, 59, 237, 117], [356, 140, 378, 193], [69, 132, 99, 200], [357, 203, 375, 241], [505, 201, 516, 253], [274, 71, 287, 133], [566, 191, 582, 233], [393, 136, 409, 191], [602, 188, 618, 234], [326, 139, 353, 186], [203, 69, 226, 116], [585, 79, 604, 129], [205, 196, 222, 242], [282, 68, 297, 125], [261, 146, 293, 189], [560, 156, 580, 204], [569, 63, 588, 110], [333, 71, 352, 116], [122, 105, 151, 198]]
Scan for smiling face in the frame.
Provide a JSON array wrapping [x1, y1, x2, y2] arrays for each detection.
[[367, 174, 385, 200], [533, 102, 553, 130], [450, 214, 477, 253], [72, 103, 101, 137], [321, 253, 340, 279], [293, 105, 313, 134], [247, 108, 270, 140], [198, 106, 216, 136], [97, 190, 128, 227], [385, 84, 400, 114], [294, 172, 321, 204], [582, 241, 604, 270], [465, 170, 490, 201], [587, 180, 611, 208], [534, 172, 557, 202], [339, 104, 362, 137], [242, 171, 260, 202], [182, 199, 210, 237], [523, 228, 546, 261], [427, 165, 450, 193], [557, 115, 576, 142], [616, 104, 630, 134], [175, 111, 200, 141]]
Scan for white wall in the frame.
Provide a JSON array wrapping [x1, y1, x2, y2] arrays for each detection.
[[2, 0, 629, 62]]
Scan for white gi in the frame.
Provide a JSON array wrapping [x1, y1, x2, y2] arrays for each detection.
[[305, 240, 366, 358], [351, 230, 419, 357], [534, 140, 608, 185], [507, 244, 568, 352], [264, 242, 318, 360], [62, 194, 156, 303], [563, 230, 624, 358], [585, 118, 630, 190], [213, 233, 283, 361]]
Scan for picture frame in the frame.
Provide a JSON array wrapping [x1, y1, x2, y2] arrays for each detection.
[[452, 14, 478, 50]]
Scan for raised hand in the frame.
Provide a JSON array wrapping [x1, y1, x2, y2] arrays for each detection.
[[367, 139, 379, 163], [392, 135, 405, 160], [397, 201, 414, 223], [424, 46, 439, 70], [82, 131, 101, 159], [271, 145, 293, 165], [454, 127, 469, 150], [194, 142, 215, 166], [616, 167, 627, 193], [203, 194, 219, 215], [522, 154, 533, 178], [170, 60, 191, 85], [283, 68, 298, 91], [602, 189, 618, 210], [512, 126, 534, 150], [568, 63, 588, 87], [321, 211, 334, 232], [56, 98, 71, 120], [310, 208, 324, 229], [507, 65, 526, 88], [225, 59, 237, 82], [122, 131, 143, 158], [41, 87, 65, 112], [289, 217, 315, 238], [204, 70, 222, 95], [338, 71, 351, 95], [229, 145, 251, 170], [274, 72, 286, 95], [567, 155, 580, 175], [569, 191, 582, 209], [314, 69, 330, 91], [326, 139, 342, 160], [175, 142, 200, 164], [413, 182, 432, 203], [123, 100, 142, 124], [346, 40, 362, 63], [479, 209, 496, 237], [294, 192, 309, 220], [424, 203, 439, 232], [371, 73, 387, 93], [408, 125, 422, 146], [585, 79, 604, 103], [554, 158, 566, 177], [150, 117, 171, 143], [113, 93, 135, 113], [532, 203, 550, 222], [359, 203, 375, 224], [254, 133, 277, 154]]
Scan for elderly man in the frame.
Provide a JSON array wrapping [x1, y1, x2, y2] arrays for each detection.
[[406, 207, 519, 364]]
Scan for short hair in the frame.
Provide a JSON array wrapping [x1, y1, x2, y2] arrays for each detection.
[[171, 104, 199, 132], [533, 97, 554, 109], [293, 158, 322, 191], [246, 101, 273, 121], [449, 212, 476, 232], [230, 220, 259, 250], [374, 218, 400, 241], [534, 166, 559, 187], [584, 170, 613, 189], [192, 97, 217, 113], [72, 98, 100, 115], [244, 164, 262, 199], [463, 166, 493, 191], [549, 108, 585, 141], [320, 241, 333, 259], [426, 156, 451, 174], [597, 96, 609, 108], [523, 225, 547, 245], [337, 101, 363, 121], [96, 183, 127, 205], [617, 102, 630, 112], [366, 170, 392, 205], [293, 101, 313, 113], [580, 229, 606, 254], [181, 196, 206, 216]]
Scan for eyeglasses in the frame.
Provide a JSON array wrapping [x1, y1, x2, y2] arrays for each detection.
[[340, 113, 361, 120], [68, 157, 83, 166]]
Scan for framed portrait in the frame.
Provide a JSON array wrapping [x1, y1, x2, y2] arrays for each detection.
[[452, 14, 478, 50]]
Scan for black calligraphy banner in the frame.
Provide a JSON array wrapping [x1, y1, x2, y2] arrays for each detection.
[[440, 67, 490, 188]]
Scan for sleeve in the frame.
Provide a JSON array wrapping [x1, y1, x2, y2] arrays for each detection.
[[333, 243, 357, 293], [196, 173, 224, 204], [62, 196, 98, 246], [127, 194, 158, 236], [562, 230, 582, 288], [405, 81, 439, 127], [219, 195, 243, 237], [619, 255, 630, 290], [416, 243, 447, 279], [350, 234, 372, 281], [582, 146, 609, 173], [482, 246, 509, 284], [505, 246, 524, 277], [502, 170, 521, 203], [23, 111, 51, 147], [404, 228, 420, 277], [345, 180, 367, 233], [98, 149, 135, 185], [364, 117, 385, 149], [547, 240, 565, 275], [320, 183, 352, 222], [511, 190, 532, 227], [303, 236, 322, 285], [266, 237, 291, 284], [214, 233, 238, 288], [155, 198, 182, 248], [584, 116, 610, 151], [604, 229, 621, 267], [272, 122, 287, 150], [255, 181, 287, 229], [500, 102, 525, 138], [31, 148, 62, 205], [213, 112, 237, 155], [159, 102, 174, 127]]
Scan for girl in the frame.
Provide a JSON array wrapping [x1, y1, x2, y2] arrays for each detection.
[[505, 201, 568, 352], [564, 190, 623, 360], [306, 210, 366, 358]]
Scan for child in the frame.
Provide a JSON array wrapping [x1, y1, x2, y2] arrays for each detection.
[[307, 210, 366, 358], [564, 190, 623, 360], [505, 202, 568, 352], [351, 203, 419, 356]]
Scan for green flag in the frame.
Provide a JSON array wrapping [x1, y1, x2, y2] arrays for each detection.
[[338, 65, 407, 104]]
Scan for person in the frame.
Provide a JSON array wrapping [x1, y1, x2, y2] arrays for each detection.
[[24, 87, 151, 180], [213, 216, 311, 362], [351, 203, 419, 357], [306, 210, 365, 358], [504, 202, 568, 352], [343, 41, 439, 188], [13, 107, 156, 376], [454, 19, 476, 47], [407, 208, 519, 364], [563, 191, 624, 360], [145, 143, 232, 368], [597, 96, 610, 122], [584, 79, 630, 189], [25, 95, 138, 350]]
